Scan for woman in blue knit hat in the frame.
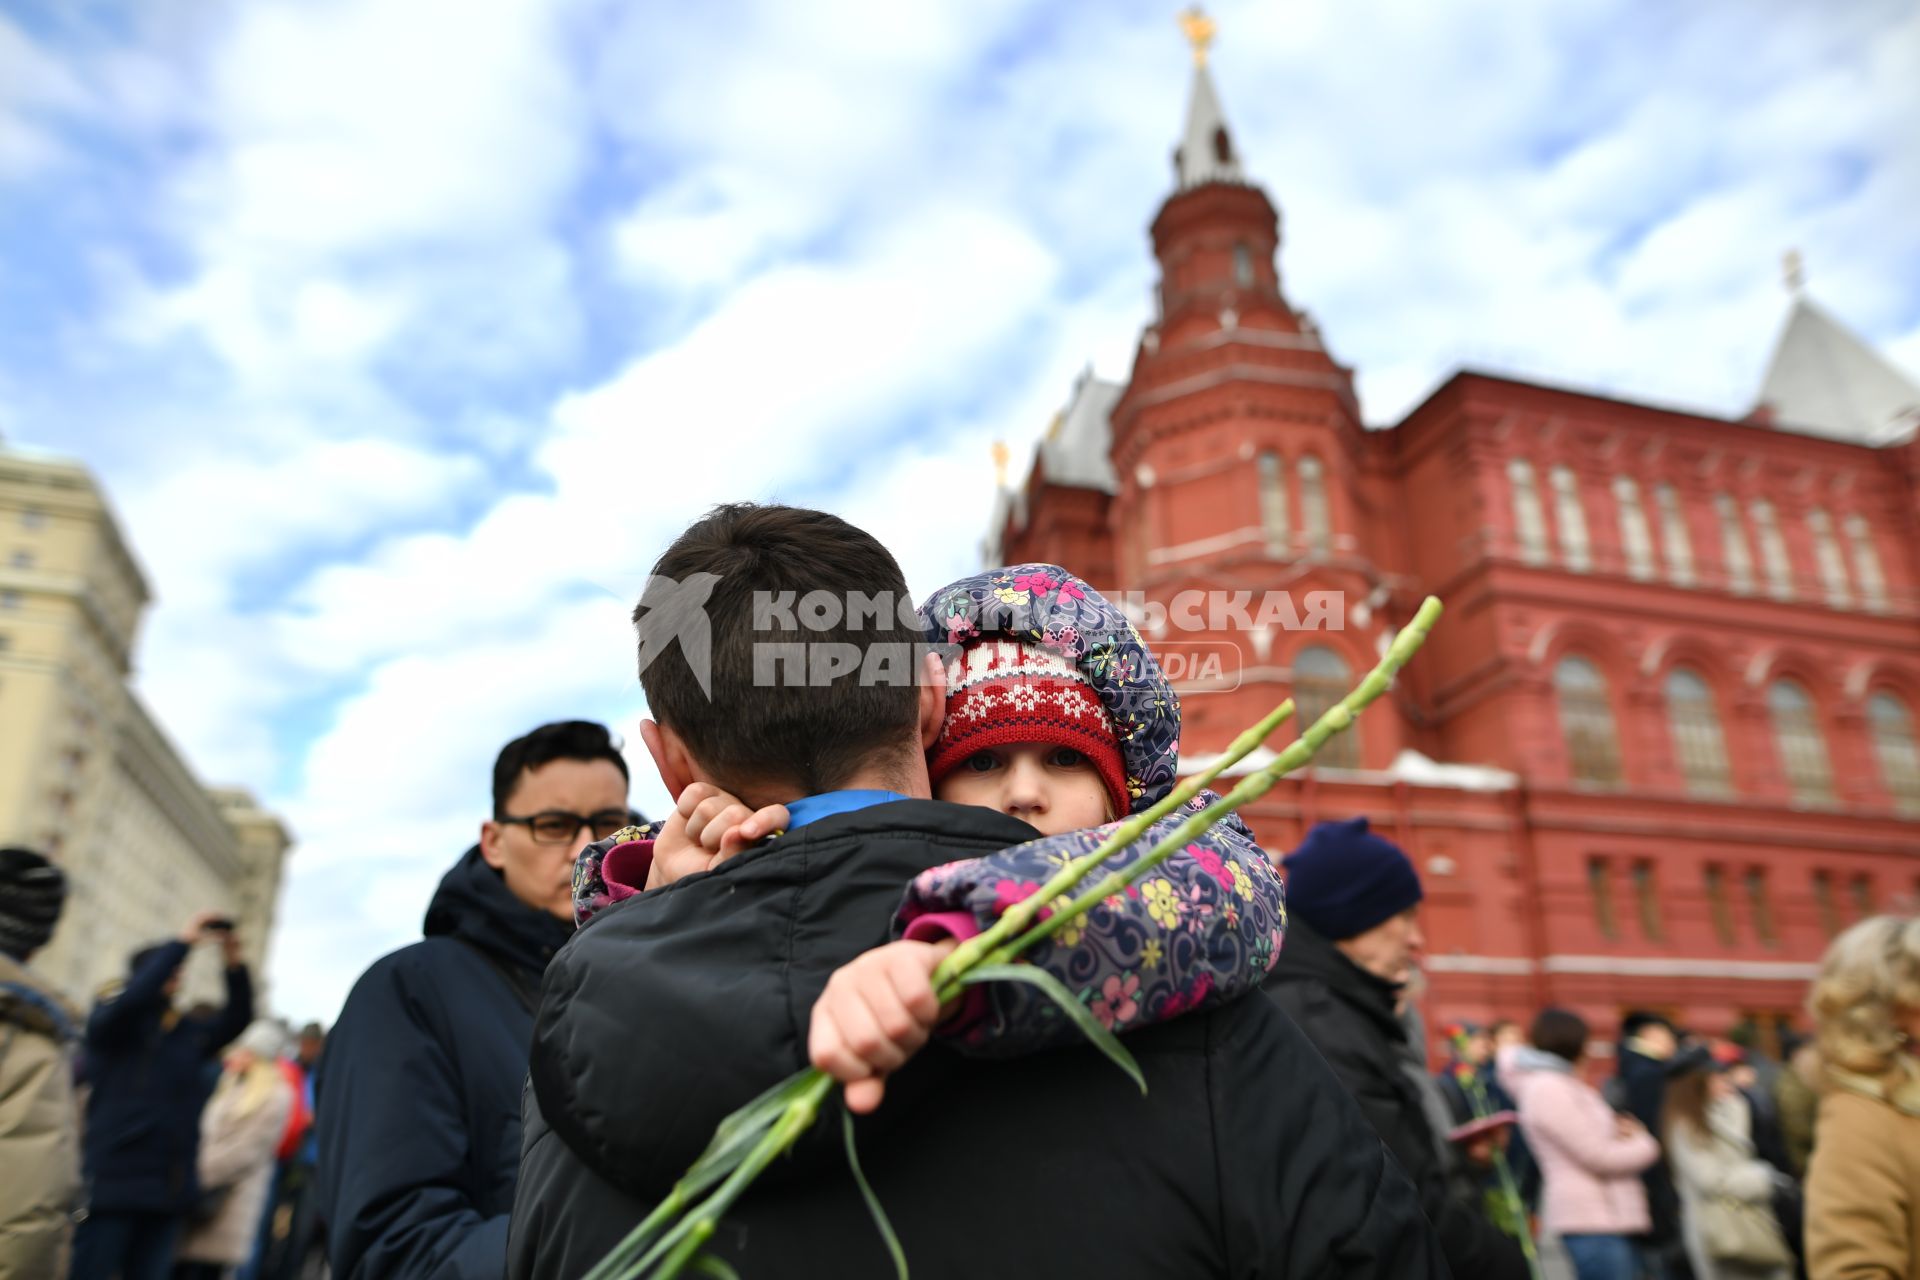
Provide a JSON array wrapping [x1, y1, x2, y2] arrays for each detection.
[[1264, 817, 1531, 1280]]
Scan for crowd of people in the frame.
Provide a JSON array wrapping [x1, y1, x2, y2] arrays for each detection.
[[0, 858, 329, 1280], [1, 504, 1916, 1279]]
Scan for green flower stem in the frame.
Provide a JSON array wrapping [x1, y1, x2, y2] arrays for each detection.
[[986, 595, 1443, 963], [931, 695, 1299, 989], [636, 1072, 836, 1280]]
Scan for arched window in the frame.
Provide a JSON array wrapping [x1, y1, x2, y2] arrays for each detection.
[[1868, 692, 1920, 815], [1508, 460, 1548, 565], [1613, 476, 1655, 580], [1555, 656, 1622, 785], [1768, 679, 1834, 805], [1299, 455, 1331, 553], [1257, 451, 1289, 553], [1550, 466, 1591, 572], [1666, 667, 1733, 796], [1233, 243, 1254, 289], [1845, 515, 1889, 613], [1654, 483, 1695, 586], [1750, 499, 1793, 600], [1715, 494, 1755, 595], [1806, 509, 1852, 609], [1293, 646, 1360, 768]]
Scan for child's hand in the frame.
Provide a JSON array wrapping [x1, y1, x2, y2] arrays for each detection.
[[645, 782, 790, 889], [809, 937, 959, 1114]]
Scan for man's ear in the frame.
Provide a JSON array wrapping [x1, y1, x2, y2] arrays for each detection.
[[917, 649, 947, 751], [478, 819, 507, 872], [640, 718, 697, 800]]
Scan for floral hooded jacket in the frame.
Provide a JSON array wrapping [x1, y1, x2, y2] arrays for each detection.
[[572, 563, 1286, 1055]]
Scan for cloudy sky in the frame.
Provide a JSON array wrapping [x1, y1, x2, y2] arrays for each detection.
[[4, 0, 1916, 1021]]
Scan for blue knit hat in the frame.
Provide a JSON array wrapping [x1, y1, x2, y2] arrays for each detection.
[[1280, 817, 1423, 940]]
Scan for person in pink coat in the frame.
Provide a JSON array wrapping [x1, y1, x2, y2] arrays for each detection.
[[1500, 1008, 1662, 1280]]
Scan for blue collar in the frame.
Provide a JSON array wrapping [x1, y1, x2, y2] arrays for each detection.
[[782, 789, 909, 831]]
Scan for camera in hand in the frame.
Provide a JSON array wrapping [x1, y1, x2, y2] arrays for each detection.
[[204, 918, 236, 932]]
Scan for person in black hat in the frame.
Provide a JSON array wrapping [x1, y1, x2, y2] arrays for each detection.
[[1263, 816, 1531, 1280], [0, 846, 82, 1279]]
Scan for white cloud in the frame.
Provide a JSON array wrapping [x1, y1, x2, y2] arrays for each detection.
[[0, 14, 86, 177]]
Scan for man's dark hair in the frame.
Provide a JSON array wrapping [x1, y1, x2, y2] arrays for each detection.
[[1620, 1009, 1674, 1041], [637, 504, 920, 797], [491, 720, 630, 817], [1531, 1007, 1589, 1065], [129, 942, 173, 976]]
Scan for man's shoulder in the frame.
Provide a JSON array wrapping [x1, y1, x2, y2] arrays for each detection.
[[338, 936, 477, 1019]]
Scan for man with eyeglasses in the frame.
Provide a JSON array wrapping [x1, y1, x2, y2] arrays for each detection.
[[315, 720, 635, 1280]]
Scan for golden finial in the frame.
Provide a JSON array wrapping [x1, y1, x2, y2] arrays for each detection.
[[1179, 6, 1216, 67], [1782, 249, 1805, 295], [991, 440, 1010, 487]]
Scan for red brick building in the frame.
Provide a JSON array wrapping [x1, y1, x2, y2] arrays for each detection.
[[989, 39, 1920, 1055]]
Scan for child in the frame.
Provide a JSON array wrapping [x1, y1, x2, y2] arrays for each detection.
[[571, 564, 1287, 1111]]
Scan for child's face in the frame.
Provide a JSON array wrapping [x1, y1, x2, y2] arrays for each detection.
[[935, 744, 1113, 836]]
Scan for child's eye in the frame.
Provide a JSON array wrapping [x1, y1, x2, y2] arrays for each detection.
[[1048, 747, 1087, 769], [963, 752, 1000, 773]]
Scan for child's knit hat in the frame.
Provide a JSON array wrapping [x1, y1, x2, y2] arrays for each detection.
[[928, 639, 1130, 820]]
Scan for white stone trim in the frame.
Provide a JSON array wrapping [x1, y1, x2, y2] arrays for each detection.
[[1146, 526, 1267, 566], [1421, 955, 1822, 982], [1541, 955, 1819, 981]]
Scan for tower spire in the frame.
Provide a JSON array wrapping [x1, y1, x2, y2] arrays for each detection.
[[1172, 7, 1243, 190]]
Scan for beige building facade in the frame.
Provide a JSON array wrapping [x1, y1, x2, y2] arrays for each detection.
[[0, 443, 292, 1009]]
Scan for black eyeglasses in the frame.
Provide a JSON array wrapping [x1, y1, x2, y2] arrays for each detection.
[[496, 810, 632, 845]]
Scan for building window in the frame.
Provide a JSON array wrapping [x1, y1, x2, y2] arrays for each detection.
[[1851, 875, 1876, 919], [1299, 455, 1331, 553], [0, 590, 18, 611], [1633, 861, 1663, 940], [1806, 508, 1852, 609], [1556, 656, 1623, 786], [1666, 667, 1733, 796], [1868, 692, 1920, 815], [1750, 499, 1793, 600], [1257, 452, 1289, 553], [1769, 679, 1835, 805], [1550, 466, 1591, 572], [1509, 460, 1549, 565], [1613, 476, 1656, 580], [1745, 868, 1777, 945], [1655, 483, 1695, 586], [1705, 865, 1735, 945], [1233, 243, 1254, 289], [0, 633, 9, 652], [1293, 646, 1360, 768], [21, 508, 45, 530], [1844, 515, 1888, 613], [1715, 494, 1755, 594], [8, 549, 31, 570], [1813, 871, 1840, 937], [1589, 858, 1619, 939]]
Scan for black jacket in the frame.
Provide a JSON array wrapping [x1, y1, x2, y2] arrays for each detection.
[[510, 799, 1445, 1280], [315, 845, 572, 1280], [1614, 1046, 1683, 1249], [81, 940, 253, 1214], [1262, 922, 1526, 1280]]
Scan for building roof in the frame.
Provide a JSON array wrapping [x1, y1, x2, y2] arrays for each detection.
[[1756, 295, 1920, 445], [1174, 60, 1244, 191], [1038, 372, 1124, 492]]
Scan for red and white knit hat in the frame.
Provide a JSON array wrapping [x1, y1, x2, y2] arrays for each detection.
[[927, 639, 1129, 818]]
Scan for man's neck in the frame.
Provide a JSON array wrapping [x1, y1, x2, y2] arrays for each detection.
[[709, 761, 928, 809]]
